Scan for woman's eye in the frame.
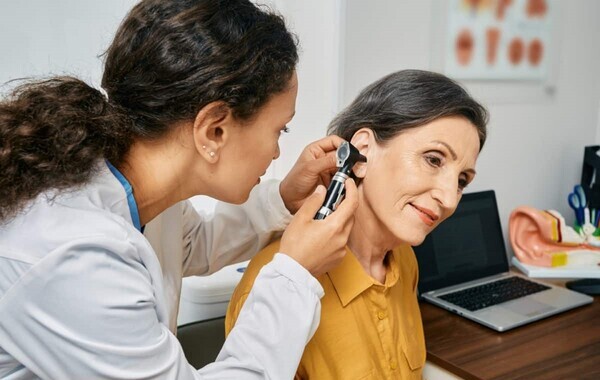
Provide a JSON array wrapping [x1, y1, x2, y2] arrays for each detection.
[[280, 126, 290, 134], [425, 155, 442, 167], [458, 178, 468, 191]]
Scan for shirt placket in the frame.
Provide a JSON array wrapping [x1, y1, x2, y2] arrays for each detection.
[[368, 284, 398, 379]]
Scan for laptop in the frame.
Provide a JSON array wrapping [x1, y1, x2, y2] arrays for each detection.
[[414, 190, 594, 332]]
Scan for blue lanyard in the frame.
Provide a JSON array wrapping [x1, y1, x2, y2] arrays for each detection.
[[106, 161, 143, 232]]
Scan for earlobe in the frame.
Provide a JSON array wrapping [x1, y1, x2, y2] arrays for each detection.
[[350, 128, 373, 179], [192, 102, 232, 162]]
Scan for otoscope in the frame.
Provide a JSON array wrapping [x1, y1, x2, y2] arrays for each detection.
[[314, 141, 367, 220]]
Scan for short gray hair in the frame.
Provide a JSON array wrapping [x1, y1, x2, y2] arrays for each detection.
[[328, 70, 488, 150]]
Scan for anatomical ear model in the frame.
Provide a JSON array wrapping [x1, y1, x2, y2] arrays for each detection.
[[509, 206, 600, 267]]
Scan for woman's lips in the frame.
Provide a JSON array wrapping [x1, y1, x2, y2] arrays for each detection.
[[410, 203, 439, 227]]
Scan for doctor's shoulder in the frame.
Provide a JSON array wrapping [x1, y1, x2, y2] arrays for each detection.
[[0, 181, 153, 271]]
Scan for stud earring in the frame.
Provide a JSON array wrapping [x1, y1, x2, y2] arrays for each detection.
[[202, 145, 206, 149], [209, 152, 215, 157]]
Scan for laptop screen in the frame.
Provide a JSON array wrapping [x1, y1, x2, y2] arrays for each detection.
[[414, 190, 509, 294]]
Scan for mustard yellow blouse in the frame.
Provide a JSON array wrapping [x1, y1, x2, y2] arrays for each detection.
[[225, 241, 426, 380]]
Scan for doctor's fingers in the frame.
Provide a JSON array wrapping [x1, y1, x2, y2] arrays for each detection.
[[307, 150, 338, 175], [304, 135, 345, 159], [292, 145, 338, 183], [291, 184, 327, 222], [311, 152, 339, 188], [326, 178, 358, 229], [280, 186, 343, 275]]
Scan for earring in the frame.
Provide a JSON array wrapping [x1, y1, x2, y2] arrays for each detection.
[[202, 145, 206, 149], [209, 152, 215, 157]]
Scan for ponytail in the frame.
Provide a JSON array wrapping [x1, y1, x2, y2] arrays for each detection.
[[0, 77, 133, 222]]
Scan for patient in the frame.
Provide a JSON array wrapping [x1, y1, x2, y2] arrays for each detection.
[[225, 70, 488, 379]]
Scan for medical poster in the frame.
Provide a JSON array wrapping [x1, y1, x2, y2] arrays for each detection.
[[444, 0, 553, 80]]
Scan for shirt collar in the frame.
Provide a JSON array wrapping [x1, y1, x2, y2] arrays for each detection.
[[327, 245, 404, 307], [105, 160, 143, 233]]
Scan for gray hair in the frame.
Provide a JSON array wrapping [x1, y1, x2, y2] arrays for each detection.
[[328, 70, 488, 150]]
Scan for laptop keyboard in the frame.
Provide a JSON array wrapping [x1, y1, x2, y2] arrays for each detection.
[[439, 276, 551, 311]]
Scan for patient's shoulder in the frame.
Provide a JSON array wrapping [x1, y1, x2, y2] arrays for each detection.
[[238, 240, 281, 290], [398, 244, 417, 267], [394, 244, 419, 274], [394, 244, 419, 284], [245, 239, 282, 278], [225, 239, 282, 334]]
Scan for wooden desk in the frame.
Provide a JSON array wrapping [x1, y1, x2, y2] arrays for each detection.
[[420, 295, 600, 379]]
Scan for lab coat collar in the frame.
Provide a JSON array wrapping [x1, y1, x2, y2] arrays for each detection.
[[105, 160, 142, 232]]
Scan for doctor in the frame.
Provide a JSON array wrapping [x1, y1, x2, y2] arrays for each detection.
[[0, 0, 357, 379]]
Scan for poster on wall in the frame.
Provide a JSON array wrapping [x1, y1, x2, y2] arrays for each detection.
[[444, 0, 553, 81]]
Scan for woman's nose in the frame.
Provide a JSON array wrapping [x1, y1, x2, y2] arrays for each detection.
[[273, 143, 281, 160], [432, 178, 460, 211]]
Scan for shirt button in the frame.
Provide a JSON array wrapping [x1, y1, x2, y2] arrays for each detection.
[[390, 360, 398, 370], [377, 311, 386, 320]]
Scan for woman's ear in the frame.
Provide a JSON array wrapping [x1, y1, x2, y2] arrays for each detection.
[[192, 102, 233, 163], [350, 128, 374, 179]]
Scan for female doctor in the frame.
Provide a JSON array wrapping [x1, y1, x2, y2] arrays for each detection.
[[0, 0, 357, 379]]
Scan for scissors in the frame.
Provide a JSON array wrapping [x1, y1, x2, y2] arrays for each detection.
[[568, 185, 587, 227]]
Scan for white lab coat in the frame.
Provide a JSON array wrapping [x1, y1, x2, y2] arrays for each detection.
[[0, 161, 324, 379]]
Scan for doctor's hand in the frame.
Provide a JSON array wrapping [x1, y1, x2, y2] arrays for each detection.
[[279, 135, 345, 214], [280, 178, 358, 278]]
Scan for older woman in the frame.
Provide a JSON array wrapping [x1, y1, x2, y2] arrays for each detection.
[[225, 69, 488, 379]]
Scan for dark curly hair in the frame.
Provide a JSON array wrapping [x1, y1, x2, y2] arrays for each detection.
[[0, 0, 298, 222], [328, 70, 488, 150]]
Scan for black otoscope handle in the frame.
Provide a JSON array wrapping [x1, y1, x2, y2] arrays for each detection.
[[314, 173, 348, 220], [313, 140, 366, 220]]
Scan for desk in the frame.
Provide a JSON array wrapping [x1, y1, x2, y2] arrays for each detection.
[[420, 293, 600, 379]]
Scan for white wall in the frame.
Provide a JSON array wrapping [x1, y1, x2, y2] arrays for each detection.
[[266, 0, 344, 176], [0, 0, 138, 89]]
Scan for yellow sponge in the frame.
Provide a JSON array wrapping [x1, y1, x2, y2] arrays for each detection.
[[550, 251, 568, 267]]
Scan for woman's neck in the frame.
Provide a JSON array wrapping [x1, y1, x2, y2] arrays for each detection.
[[347, 192, 400, 284], [117, 129, 206, 226]]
